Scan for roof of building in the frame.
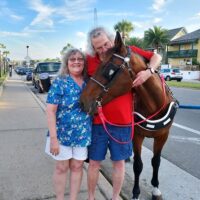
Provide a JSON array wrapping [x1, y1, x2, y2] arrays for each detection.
[[170, 29, 200, 45], [167, 27, 187, 40]]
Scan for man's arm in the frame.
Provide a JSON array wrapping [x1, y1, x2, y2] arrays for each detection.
[[132, 53, 162, 87]]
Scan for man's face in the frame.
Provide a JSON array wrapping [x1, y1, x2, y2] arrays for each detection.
[[92, 32, 113, 61]]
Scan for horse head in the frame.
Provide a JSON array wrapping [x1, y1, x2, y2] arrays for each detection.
[[80, 31, 147, 115]]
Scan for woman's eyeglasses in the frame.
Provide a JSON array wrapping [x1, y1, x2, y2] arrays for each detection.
[[69, 57, 84, 62]]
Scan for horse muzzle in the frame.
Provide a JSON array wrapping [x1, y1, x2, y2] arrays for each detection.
[[79, 97, 97, 116]]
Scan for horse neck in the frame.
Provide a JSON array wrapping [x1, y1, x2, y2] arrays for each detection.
[[134, 75, 172, 117]]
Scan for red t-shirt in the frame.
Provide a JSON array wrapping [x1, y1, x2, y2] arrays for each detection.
[[86, 46, 154, 125]]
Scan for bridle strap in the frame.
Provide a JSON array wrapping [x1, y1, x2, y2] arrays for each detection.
[[90, 77, 109, 92], [113, 47, 134, 80], [90, 47, 133, 96]]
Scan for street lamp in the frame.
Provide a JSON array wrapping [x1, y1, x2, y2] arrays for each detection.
[[26, 45, 29, 57], [25, 45, 30, 67]]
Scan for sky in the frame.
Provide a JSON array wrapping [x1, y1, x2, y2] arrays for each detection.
[[0, 0, 200, 61]]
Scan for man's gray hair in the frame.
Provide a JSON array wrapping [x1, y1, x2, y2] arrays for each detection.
[[59, 48, 87, 79], [87, 26, 114, 56]]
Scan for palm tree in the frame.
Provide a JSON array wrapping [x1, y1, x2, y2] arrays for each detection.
[[114, 20, 134, 43], [3, 50, 10, 73], [144, 26, 169, 53], [0, 43, 6, 77], [126, 37, 146, 49], [60, 43, 74, 55]]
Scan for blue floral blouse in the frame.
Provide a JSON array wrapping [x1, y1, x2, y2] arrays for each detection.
[[46, 75, 92, 147]]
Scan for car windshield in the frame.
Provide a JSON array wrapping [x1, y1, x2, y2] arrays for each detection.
[[38, 63, 61, 73], [173, 69, 180, 73]]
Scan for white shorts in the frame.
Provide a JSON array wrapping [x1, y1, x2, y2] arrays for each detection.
[[45, 137, 88, 161]]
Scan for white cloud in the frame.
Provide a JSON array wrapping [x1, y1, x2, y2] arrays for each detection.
[[153, 17, 162, 23], [76, 32, 86, 38], [23, 26, 55, 33], [28, 0, 96, 28], [0, 1, 24, 21], [132, 21, 144, 29], [29, 0, 56, 27], [10, 14, 24, 21], [57, 0, 95, 22], [186, 23, 200, 32], [0, 31, 28, 37], [188, 12, 200, 22], [98, 10, 135, 17], [194, 12, 200, 19], [151, 0, 167, 12]]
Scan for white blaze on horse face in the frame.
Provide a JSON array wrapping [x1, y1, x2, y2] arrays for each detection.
[[109, 69, 115, 76]]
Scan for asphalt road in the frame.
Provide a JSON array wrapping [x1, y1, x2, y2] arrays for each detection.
[[26, 78, 200, 179]]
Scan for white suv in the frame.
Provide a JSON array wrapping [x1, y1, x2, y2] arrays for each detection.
[[160, 68, 183, 82]]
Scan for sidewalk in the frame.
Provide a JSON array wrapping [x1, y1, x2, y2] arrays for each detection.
[[0, 72, 118, 200]]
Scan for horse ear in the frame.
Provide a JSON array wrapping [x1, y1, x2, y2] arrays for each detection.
[[114, 31, 125, 52]]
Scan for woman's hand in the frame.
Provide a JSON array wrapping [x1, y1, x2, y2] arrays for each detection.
[[50, 137, 60, 156]]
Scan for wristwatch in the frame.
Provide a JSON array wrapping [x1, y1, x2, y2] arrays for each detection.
[[147, 67, 155, 74]]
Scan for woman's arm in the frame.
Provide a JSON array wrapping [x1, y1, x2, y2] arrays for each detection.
[[46, 103, 60, 155]]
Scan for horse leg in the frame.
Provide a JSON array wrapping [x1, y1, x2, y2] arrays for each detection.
[[151, 133, 169, 200], [132, 134, 144, 200]]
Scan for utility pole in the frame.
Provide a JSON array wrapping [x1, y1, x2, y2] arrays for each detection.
[[25, 45, 31, 67], [94, 8, 98, 27]]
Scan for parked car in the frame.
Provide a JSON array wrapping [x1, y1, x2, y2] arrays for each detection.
[[160, 68, 183, 82], [26, 67, 34, 81], [15, 67, 27, 75], [32, 62, 61, 93], [15, 66, 22, 74]]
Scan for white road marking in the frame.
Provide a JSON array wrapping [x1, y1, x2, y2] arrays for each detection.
[[169, 135, 200, 144], [173, 122, 200, 136]]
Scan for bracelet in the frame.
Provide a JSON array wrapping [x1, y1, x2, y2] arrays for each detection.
[[147, 67, 155, 74]]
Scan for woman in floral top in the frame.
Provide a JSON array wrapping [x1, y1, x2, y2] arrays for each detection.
[[45, 48, 91, 200]]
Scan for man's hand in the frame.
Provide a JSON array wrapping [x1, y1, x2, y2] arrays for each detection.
[[132, 69, 152, 87]]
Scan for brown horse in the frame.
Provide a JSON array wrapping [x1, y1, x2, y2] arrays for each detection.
[[80, 32, 178, 200]]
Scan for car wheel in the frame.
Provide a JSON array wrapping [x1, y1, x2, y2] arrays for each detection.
[[177, 79, 182, 82], [166, 76, 171, 81]]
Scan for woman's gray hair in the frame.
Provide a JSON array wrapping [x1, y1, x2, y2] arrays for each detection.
[[87, 26, 114, 56], [59, 48, 87, 79]]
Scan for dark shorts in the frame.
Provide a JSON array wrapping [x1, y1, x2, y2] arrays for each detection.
[[88, 124, 133, 161]]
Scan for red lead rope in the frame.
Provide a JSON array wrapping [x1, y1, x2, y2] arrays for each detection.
[[97, 75, 166, 144], [97, 106, 135, 144]]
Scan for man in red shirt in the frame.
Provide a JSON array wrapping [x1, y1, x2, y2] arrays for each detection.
[[86, 27, 162, 200]]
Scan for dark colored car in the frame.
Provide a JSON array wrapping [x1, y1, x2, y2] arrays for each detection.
[[160, 68, 183, 82], [15, 67, 27, 75], [32, 62, 61, 93]]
